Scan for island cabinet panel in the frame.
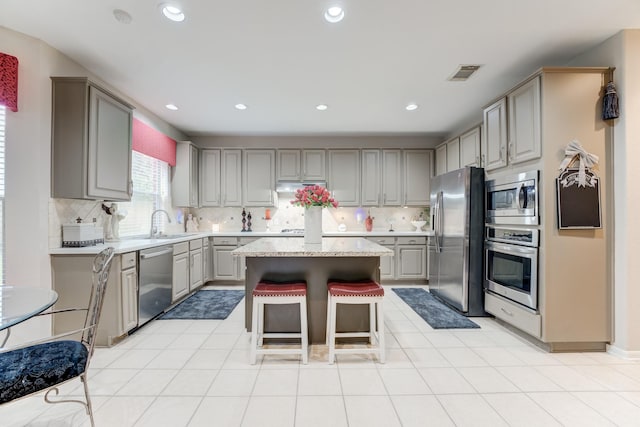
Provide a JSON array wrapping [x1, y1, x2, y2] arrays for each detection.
[[327, 150, 360, 206], [51, 77, 133, 201]]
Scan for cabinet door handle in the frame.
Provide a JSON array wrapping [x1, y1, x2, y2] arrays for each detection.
[[481, 154, 485, 167], [475, 156, 480, 166], [508, 142, 514, 161]]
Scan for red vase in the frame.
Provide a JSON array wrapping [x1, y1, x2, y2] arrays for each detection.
[[365, 215, 373, 232]]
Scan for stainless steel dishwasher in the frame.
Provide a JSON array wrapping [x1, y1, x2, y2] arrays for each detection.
[[138, 245, 173, 326]]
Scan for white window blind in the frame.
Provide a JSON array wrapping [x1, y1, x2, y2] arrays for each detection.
[[117, 151, 170, 237]]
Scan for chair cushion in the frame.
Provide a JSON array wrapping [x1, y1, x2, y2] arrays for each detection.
[[0, 340, 88, 404], [253, 281, 307, 297], [327, 280, 384, 297]]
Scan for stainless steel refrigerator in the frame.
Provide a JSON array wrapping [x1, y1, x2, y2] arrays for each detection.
[[428, 166, 485, 316]]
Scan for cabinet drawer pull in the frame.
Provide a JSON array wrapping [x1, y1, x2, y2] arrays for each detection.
[[500, 307, 514, 317], [409, 239, 416, 244]]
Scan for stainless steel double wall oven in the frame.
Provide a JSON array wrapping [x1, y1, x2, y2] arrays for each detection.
[[484, 170, 540, 311]]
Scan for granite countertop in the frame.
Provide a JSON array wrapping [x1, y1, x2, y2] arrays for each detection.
[[50, 230, 432, 255], [231, 237, 394, 257]]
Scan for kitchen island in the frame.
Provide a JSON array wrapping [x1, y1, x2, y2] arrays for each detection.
[[232, 237, 393, 343]]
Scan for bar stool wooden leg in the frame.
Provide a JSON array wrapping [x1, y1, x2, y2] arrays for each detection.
[[377, 300, 385, 363], [300, 296, 309, 364], [250, 297, 260, 365]]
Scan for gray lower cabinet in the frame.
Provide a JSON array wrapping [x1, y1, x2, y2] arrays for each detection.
[[189, 239, 203, 291], [172, 242, 189, 302], [51, 77, 133, 201], [51, 252, 138, 347], [212, 237, 238, 280], [397, 244, 427, 279], [366, 236, 427, 281]]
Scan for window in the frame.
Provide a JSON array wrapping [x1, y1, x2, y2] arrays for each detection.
[[117, 151, 171, 237], [0, 106, 4, 282]]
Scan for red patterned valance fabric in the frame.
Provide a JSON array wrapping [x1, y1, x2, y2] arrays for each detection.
[[0, 52, 18, 112], [132, 118, 177, 166]]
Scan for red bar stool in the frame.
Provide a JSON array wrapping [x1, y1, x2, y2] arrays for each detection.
[[250, 281, 308, 364], [326, 280, 385, 364]]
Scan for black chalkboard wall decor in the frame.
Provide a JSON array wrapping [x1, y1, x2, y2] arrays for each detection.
[[556, 168, 602, 229]]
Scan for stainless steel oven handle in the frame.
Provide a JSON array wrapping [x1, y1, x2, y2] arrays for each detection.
[[517, 183, 526, 209]]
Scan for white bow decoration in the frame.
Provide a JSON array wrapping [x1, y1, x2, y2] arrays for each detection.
[[558, 140, 599, 188]]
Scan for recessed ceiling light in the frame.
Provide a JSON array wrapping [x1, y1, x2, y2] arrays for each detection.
[[113, 9, 132, 24], [405, 103, 419, 111], [235, 103, 248, 110], [316, 104, 328, 111], [165, 104, 178, 110], [161, 4, 185, 22], [324, 6, 344, 23]]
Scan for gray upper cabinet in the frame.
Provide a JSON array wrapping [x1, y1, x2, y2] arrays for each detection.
[[435, 144, 447, 176], [276, 149, 301, 180], [361, 149, 381, 206], [276, 149, 326, 181], [445, 137, 460, 172], [382, 149, 403, 206], [171, 141, 199, 207], [301, 150, 326, 181], [483, 76, 541, 171], [243, 149, 275, 206], [221, 149, 242, 206], [403, 150, 432, 206], [482, 97, 508, 171], [459, 126, 481, 167], [328, 150, 360, 206], [51, 77, 133, 200], [200, 149, 221, 207], [508, 76, 541, 165]]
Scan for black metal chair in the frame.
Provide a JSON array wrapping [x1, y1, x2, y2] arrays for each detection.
[[0, 247, 115, 427]]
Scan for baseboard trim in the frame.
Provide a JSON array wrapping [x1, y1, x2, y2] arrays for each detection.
[[607, 344, 640, 360]]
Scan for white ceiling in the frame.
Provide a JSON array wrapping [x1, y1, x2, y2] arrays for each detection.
[[2, 0, 639, 138]]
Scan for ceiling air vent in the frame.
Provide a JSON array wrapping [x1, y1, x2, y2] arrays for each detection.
[[448, 65, 481, 81]]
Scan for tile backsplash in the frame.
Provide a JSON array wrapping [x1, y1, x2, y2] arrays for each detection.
[[50, 195, 430, 248], [193, 195, 429, 233]]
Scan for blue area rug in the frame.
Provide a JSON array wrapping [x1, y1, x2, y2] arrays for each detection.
[[160, 289, 244, 320], [392, 288, 480, 329]]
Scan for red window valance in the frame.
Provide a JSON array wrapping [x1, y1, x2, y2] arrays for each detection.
[[0, 52, 18, 112], [132, 118, 177, 166]]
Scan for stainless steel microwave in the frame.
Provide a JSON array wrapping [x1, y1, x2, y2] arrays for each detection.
[[485, 170, 539, 225]]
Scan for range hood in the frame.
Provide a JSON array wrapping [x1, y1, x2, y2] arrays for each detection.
[[275, 180, 327, 193]]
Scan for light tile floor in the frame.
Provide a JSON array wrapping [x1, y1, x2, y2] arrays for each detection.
[[2, 284, 640, 426]]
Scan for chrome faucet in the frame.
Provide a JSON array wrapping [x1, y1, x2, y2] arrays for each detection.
[[149, 209, 172, 238]]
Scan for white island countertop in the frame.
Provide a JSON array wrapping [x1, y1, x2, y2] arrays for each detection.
[[231, 237, 394, 257]]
